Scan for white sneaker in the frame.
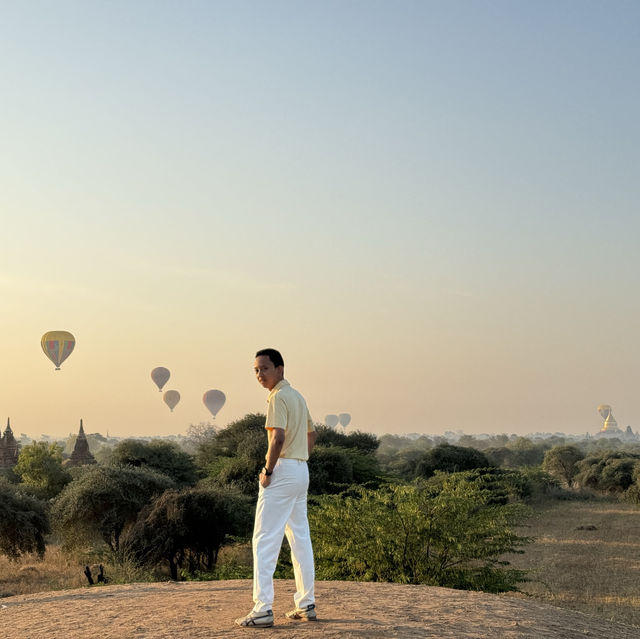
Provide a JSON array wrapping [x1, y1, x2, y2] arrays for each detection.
[[235, 610, 274, 627], [285, 603, 317, 621]]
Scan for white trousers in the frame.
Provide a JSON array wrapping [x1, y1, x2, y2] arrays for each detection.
[[252, 457, 315, 613]]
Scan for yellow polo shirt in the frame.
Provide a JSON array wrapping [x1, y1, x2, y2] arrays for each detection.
[[265, 379, 315, 461]]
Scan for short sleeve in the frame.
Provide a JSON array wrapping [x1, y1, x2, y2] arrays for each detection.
[[266, 393, 288, 430], [306, 407, 315, 432]]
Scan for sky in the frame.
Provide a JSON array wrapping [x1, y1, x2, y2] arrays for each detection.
[[1, 1, 639, 439]]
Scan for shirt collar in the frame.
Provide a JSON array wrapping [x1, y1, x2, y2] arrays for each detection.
[[267, 378, 289, 401]]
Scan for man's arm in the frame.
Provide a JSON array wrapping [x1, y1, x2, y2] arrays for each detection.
[[307, 429, 317, 457], [264, 427, 285, 473]]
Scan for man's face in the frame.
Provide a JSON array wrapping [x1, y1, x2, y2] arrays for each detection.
[[254, 355, 283, 391]]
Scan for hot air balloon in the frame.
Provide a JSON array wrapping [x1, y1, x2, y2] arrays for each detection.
[[338, 413, 351, 429], [163, 390, 180, 412], [203, 389, 226, 418], [151, 367, 170, 392], [41, 331, 76, 370], [325, 414, 339, 428]]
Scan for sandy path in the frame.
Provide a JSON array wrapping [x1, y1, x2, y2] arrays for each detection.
[[2, 580, 639, 639]]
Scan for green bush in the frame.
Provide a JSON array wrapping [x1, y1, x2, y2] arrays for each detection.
[[315, 426, 379, 454], [437, 467, 527, 505], [415, 443, 492, 478], [308, 446, 354, 494], [197, 414, 267, 495], [516, 467, 562, 499], [309, 476, 531, 592], [0, 478, 50, 560], [575, 451, 640, 494], [377, 447, 428, 480], [625, 464, 640, 504], [107, 439, 199, 487], [484, 439, 549, 469], [542, 445, 585, 487], [196, 414, 266, 469], [121, 486, 253, 580], [52, 465, 175, 551], [14, 441, 72, 500], [345, 448, 382, 487]]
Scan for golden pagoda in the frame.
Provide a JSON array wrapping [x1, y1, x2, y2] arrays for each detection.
[[597, 404, 623, 437]]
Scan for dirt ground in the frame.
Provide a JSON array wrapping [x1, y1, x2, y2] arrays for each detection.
[[2, 579, 639, 639]]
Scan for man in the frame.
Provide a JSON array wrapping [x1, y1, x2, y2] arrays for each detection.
[[235, 348, 318, 628]]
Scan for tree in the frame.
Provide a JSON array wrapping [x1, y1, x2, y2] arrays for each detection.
[[309, 476, 530, 592], [182, 422, 218, 454], [574, 451, 640, 493], [308, 446, 354, 494], [197, 414, 267, 495], [121, 487, 252, 580], [505, 438, 548, 467], [0, 465, 19, 484], [415, 444, 491, 478], [600, 457, 639, 492], [315, 426, 379, 454], [14, 441, 72, 499], [435, 467, 529, 505], [379, 447, 426, 480], [108, 439, 199, 487], [456, 435, 481, 448], [376, 435, 433, 471], [203, 445, 264, 496], [0, 478, 50, 560], [310, 435, 382, 492], [345, 447, 382, 486], [485, 439, 548, 469], [625, 464, 640, 504], [542, 445, 584, 487], [196, 414, 266, 464], [52, 465, 175, 551], [483, 446, 510, 468]]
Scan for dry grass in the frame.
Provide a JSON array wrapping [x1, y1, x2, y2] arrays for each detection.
[[504, 498, 640, 627], [0, 545, 160, 598], [0, 542, 254, 600], [0, 546, 86, 597]]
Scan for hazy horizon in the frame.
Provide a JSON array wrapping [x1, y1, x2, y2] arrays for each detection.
[[7, 417, 624, 443], [2, 2, 638, 439]]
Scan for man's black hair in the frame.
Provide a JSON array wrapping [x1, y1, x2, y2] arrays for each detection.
[[255, 348, 284, 368]]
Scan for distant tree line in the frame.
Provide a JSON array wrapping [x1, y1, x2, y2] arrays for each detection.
[[4, 417, 640, 593]]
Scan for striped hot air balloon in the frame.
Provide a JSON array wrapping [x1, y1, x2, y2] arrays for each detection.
[[41, 331, 76, 370]]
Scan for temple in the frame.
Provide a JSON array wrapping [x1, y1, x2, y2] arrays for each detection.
[[0, 418, 19, 470], [64, 419, 97, 467], [596, 404, 638, 440]]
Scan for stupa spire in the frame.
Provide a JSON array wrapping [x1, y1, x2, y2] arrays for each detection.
[[0, 417, 19, 470], [64, 419, 97, 467]]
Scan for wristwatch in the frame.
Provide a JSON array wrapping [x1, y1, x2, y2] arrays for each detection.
[[262, 467, 273, 476]]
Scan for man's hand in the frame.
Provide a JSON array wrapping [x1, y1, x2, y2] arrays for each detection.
[[259, 471, 272, 488]]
